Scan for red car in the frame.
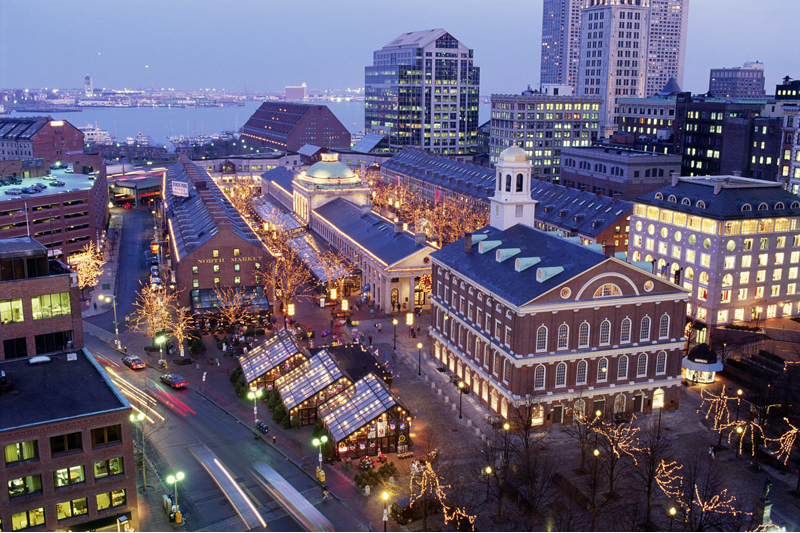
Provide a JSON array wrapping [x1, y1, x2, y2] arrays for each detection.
[[160, 374, 187, 389], [122, 356, 146, 370]]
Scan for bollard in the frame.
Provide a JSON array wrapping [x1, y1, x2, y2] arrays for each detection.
[[424, 375, 429, 383], [480, 431, 486, 440], [467, 419, 473, 428], [389, 476, 395, 485], [437, 388, 442, 396], [451, 403, 456, 411], [196, 363, 199, 369], [431, 382, 436, 390], [364, 484, 370, 496]]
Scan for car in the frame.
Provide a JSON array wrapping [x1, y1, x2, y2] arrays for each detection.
[[151, 274, 161, 284], [160, 374, 187, 389], [52, 181, 65, 187], [122, 356, 146, 370], [20, 188, 37, 194], [150, 257, 159, 266], [150, 265, 160, 274], [69, 188, 81, 192], [43, 175, 57, 181], [64, 167, 74, 174], [35, 182, 48, 189], [30, 185, 44, 192], [4, 189, 22, 195]]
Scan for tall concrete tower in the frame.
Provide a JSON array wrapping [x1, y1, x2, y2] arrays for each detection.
[[644, 0, 690, 97], [84, 75, 93, 97], [541, 0, 583, 92]]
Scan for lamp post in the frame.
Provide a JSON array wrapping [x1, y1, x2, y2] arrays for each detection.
[[484, 466, 492, 502], [735, 388, 743, 422], [102, 295, 120, 349], [406, 312, 414, 337], [156, 335, 166, 368], [312, 435, 328, 471], [736, 426, 743, 458], [458, 381, 465, 419], [382, 491, 389, 532], [392, 318, 398, 350], [669, 507, 677, 532], [166, 471, 184, 513], [129, 412, 146, 491], [247, 389, 263, 423], [417, 342, 423, 376]]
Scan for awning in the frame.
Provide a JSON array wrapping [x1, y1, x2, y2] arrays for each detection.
[[682, 356, 723, 372], [692, 322, 707, 331], [361, 284, 371, 292]]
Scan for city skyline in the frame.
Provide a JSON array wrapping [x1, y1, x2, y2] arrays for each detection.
[[1, 0, 798, 96]]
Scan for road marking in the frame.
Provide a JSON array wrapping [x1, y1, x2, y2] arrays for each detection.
[[238, 481, 262, 507]]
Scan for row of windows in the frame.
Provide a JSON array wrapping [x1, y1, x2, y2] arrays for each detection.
[[533, 352, 668, 390], [3, 425, 121, 465], [8, 489, 126, 530], [1, 293, 71, 324], [9, 457, 124, 499], [535, 314, 670, 352]]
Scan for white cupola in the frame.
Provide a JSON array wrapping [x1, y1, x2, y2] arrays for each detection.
[[490, 145, 537, 230]]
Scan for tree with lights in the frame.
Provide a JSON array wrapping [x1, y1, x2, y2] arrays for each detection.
[[126, 284, 180, 347], [592, 416, 641, 498], [699, 386, 739, 447], [213, 286, 255, 333], [256, 228, 314, 326], [170, 306, 196, 358], [631, 415, 673, 525], [70, 242, 106, 299], [224, 174, 256, 216], [313, 248, 355, 304]]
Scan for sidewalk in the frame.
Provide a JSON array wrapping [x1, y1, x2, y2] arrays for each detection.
[[82, 211, 123, 321]]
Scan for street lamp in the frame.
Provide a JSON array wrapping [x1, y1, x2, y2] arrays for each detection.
[[484, 466, 492, 502], [392, 318, 398, 350], [669, 507, 677, 532], [382, 491, 389, 532], [247, 389, 263, 423], [102, 295, 120, 349], [735, 388, 743, 422], [417, 342, 423, 376], [312, 435, 328, 472], [736, 426, 744, 458], [406, 312, 413, 337], [458, 381, 465, 419], [156, 335, 166, 368], [166, 472, 184, 514], [129, 412, 146, 491]]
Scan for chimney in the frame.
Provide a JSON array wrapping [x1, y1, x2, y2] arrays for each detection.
[[394, 221, 403, 233], [612, 193, 622, 202], [595, 191, 601, 198], [464, 233, 472, 253], [713, 178, 724, 195], [580, 186, 589, 193], [670, 171, 680, 187], [415, 232, 427, 245], [732, 170, 742, 177], [361, 204, 373, 215]]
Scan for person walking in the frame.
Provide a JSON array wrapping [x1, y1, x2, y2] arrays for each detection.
[[322, 484, 329, 501], [708, 445, 715, 459]]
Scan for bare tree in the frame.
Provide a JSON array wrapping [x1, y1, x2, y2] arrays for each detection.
[[213, 286, 255, 332], [562, 404, 603, 473], [69, 242, 106, 298], [592, 417, 640, 498], [631, 416, 673, 525], [126, 284, 180, 347], [475, 424, 515, 524], [313, 248, 355, 302]]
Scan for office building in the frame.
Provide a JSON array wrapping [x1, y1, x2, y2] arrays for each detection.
[[613, 77, 681, 145], [84, 75, 93, 97], [629, 174, 800, 345], [541, 0, 583, 92], [241, 102, 351, 152], [644, 0, 690, 98], [709, 62, 766, 99], [427, 146, 687, 427], [0, 237, 83, 361], [0, 348, 138, 531], [285, 83, 306, 102], [0, 118, 84, 168], [489, 89, 602, 181], [781, 105, 800, 193], [776, 77, 800, 103], [365, 29, 480, 155]]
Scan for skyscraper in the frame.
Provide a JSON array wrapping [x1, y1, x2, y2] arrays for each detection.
[[577, 0, 650, 137], [84, 74, 93, 97], [365, 29, 480, 155], [541, 0, 583, 91], [645, 0, 690, 98]]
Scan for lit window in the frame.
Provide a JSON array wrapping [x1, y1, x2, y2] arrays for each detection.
[[597, 358, 608, 382], [617, 355, 628, 379], [557, 324, 569, 349], [637, 353, 648, 377]]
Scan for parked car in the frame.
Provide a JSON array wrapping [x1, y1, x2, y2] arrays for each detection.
[[150, 275, 161, 285], [4, 189, 23, 195], [30, 185, 44, 192], [64, 167, 74, 174], [150, 257, 159, 266], [35, 182, 48, 189], [160, 374, 187, 389], [69, 188, 81, 192], [122, 356, 146, 370], [150, 265, 160, 275], [20, 188, 37, 194], [52, 181, 65, 187], [43, 175, 57, 181]]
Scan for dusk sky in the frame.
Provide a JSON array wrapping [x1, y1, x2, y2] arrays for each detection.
[[1, 0, 798, 96]]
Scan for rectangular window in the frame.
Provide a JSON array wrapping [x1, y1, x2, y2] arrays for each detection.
[[505, 326, 512, 347], [459, 296, 465, 314], [738, 288, 748, 300], [756, 286, 765, 298], [214, 277, 220, 287], [777, 236, 786, 248], [791, 251, 800, 264], [234, 276, 241, 285], [192, 266, 198, 274], [96, 489, 126, 511], [234, 263, 240, 272], [7, 474, 42, 498], [50, 432, 82, 455], [658, 241, 667, 255], [773, 269, 783, 281], [771, 285, 781, 297], [56, 498, 88, 521], [700, 254, 711, 267], [645, 238, 654, 251], [11, 508, 45, 531], [776, 253, 785, 265], [788, 283, 796, 295], [718, 310, 729, 323], [53, 465, 85, 487], [494, 319, 501, 340], [90, 425, 121, 447], [742, 255, 752, 268], [30, 292, 71, 320], [3, 440, 38, 464], [720, 290, 731, 303], [672, 245, 681, 259], [756, 270, 766, 282], [212, 250, 219, 258], [790, 267, 798, 279], [213, 264, 220, 273], [724, 256, 735, 269], [233, 248, 240, 256], [192, 279, 199, 288], [94, 457, 124, 479], [0, 298, 24, 324], [467, 302, 473, 321], [686, 249, 696, 263], [758, 254, 769, 266], [761, 237, 770, 250], [743, 238, 753, 250], [735, 308, 745, 321]]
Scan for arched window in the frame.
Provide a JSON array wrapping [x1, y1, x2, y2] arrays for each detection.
[[555, 362, 567, 387], [576, 361, 587, 385], [668, 195, 677, 203], [503, 359, 511, 383], [579, 322, 590, 348], [659, 314, 670, 339], [791, 201, 800, 209], [614, 393, 626, 414], [534, 365, 546, 390], [653, 388, 665, 409], [474, 338, 481, 362], [536, 325, 548, 352], [516, 173, 524, 192], [505, 174, 512, 192], [599, 320, 611, 345], [685, 266, 694, 280], [722, 274, 733, 287], [640, 316, 651, 341], [758, 203, 768, 211], [574, 399, 586, 420], [593, 283, 622, 298], [655, 192, 663, 200], [637, 353, 648, 377], [493, 352, 501, 375], [617, 355, 628, 379], [597, 358, 608, 382], [557, 324, 569, 349], [656, 351, 667, 374], [632, 250, 641, 261], [621, 318, 632, 343], [699, 271, 709, 285], [741, 203, 752, 211], [497, 172, 502, 190], [682, 198, 691, 206], [775, 202, 785, 209], [696, 200, 705, 209]]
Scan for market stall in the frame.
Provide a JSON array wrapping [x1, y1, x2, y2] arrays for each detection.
[[239, 329, 307, 390], [275, 349, 352, 425]]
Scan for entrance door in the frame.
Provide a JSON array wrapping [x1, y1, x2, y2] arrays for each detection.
[[593, 398, 606, 418], [552, 405, 563, 425], [633, 393, 644, 413]]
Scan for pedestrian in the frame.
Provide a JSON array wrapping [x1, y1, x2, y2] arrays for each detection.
[[322, 484, 329, 501], [273, 435, 277, 445], [708, 445, 715, 459], [374, 322, 378, 332], [416, 325, 421, 335]]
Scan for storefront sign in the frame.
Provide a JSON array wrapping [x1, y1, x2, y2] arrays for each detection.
[[172, 181, 189, 198], [377, 421, 386, 437], [368, 424, 376, 439]]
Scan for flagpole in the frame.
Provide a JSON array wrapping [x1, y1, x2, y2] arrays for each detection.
[[25, 201, 30, 237]]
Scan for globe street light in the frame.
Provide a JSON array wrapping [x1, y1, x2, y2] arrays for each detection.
[[312, 435, 328, 472], [417, 342, 423, 376], [669, 507, 677, 532], [735, 388, 743, 422], [736, 426, 744, 458], [458, 381, 465, 419], [382, 491, 389, 532], [484, 466, 492, 502], [392, 318, 398, 350], [129, 412, 146, 491], [247, 389, 263, 423], [156, 335, 166, 368], [166, 472, 185, 514], [102, 295, 120, 349]]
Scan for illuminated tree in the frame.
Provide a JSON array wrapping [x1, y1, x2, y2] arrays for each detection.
[[70, 242, 106, 298], [592, 417, 641, 497], [700, 386, 739, 447], [126, 284, 180, 347], [313, 248, 355, 302], [213, 286, 255, 332], [256, 229, 314, 326], [224, 175, 256, 216], [170, 306, 196, 358], [631, 416, 673, 525]]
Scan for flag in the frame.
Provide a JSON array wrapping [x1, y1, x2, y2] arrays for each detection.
[[435, 188, 440, 204], [395, 174, 400, 187]]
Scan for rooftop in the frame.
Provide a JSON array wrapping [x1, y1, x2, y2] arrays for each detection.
[[0, 236, 47, 259], [562, 146, 681, 159], [381, 28, 449, 49], [0, 349, 129, 432], [531, 181, 633, 238], [0, 117, 47, 141], [0, 167, 95, 203]]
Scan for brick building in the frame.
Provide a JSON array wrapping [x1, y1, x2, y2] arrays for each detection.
[[0, 117, 85, 168], [780, 104, 800, 194], [0, 237, 83, 361], [708, 62, 766, 99], [241, 102, 351, 152], [428, 146, 687, 427], [163, 156, 271, 315], [0, 348, 138, 531]]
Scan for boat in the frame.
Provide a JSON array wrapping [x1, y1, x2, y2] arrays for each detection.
[[134, 132, 149, 146], [78, 123, 113, 145]]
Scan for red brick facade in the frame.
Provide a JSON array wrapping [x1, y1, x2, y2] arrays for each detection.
[[30, 120, 85, 169], [429, 258, 688, 428]]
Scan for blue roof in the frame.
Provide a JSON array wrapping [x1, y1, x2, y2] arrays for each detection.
[[313, 198, 433, 267], [431, 224, 606, 307], [531, 181, 633, 238], [633, 176, 800, 220], [261, 166, 297, 194], [351, 133, 386, 154]]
